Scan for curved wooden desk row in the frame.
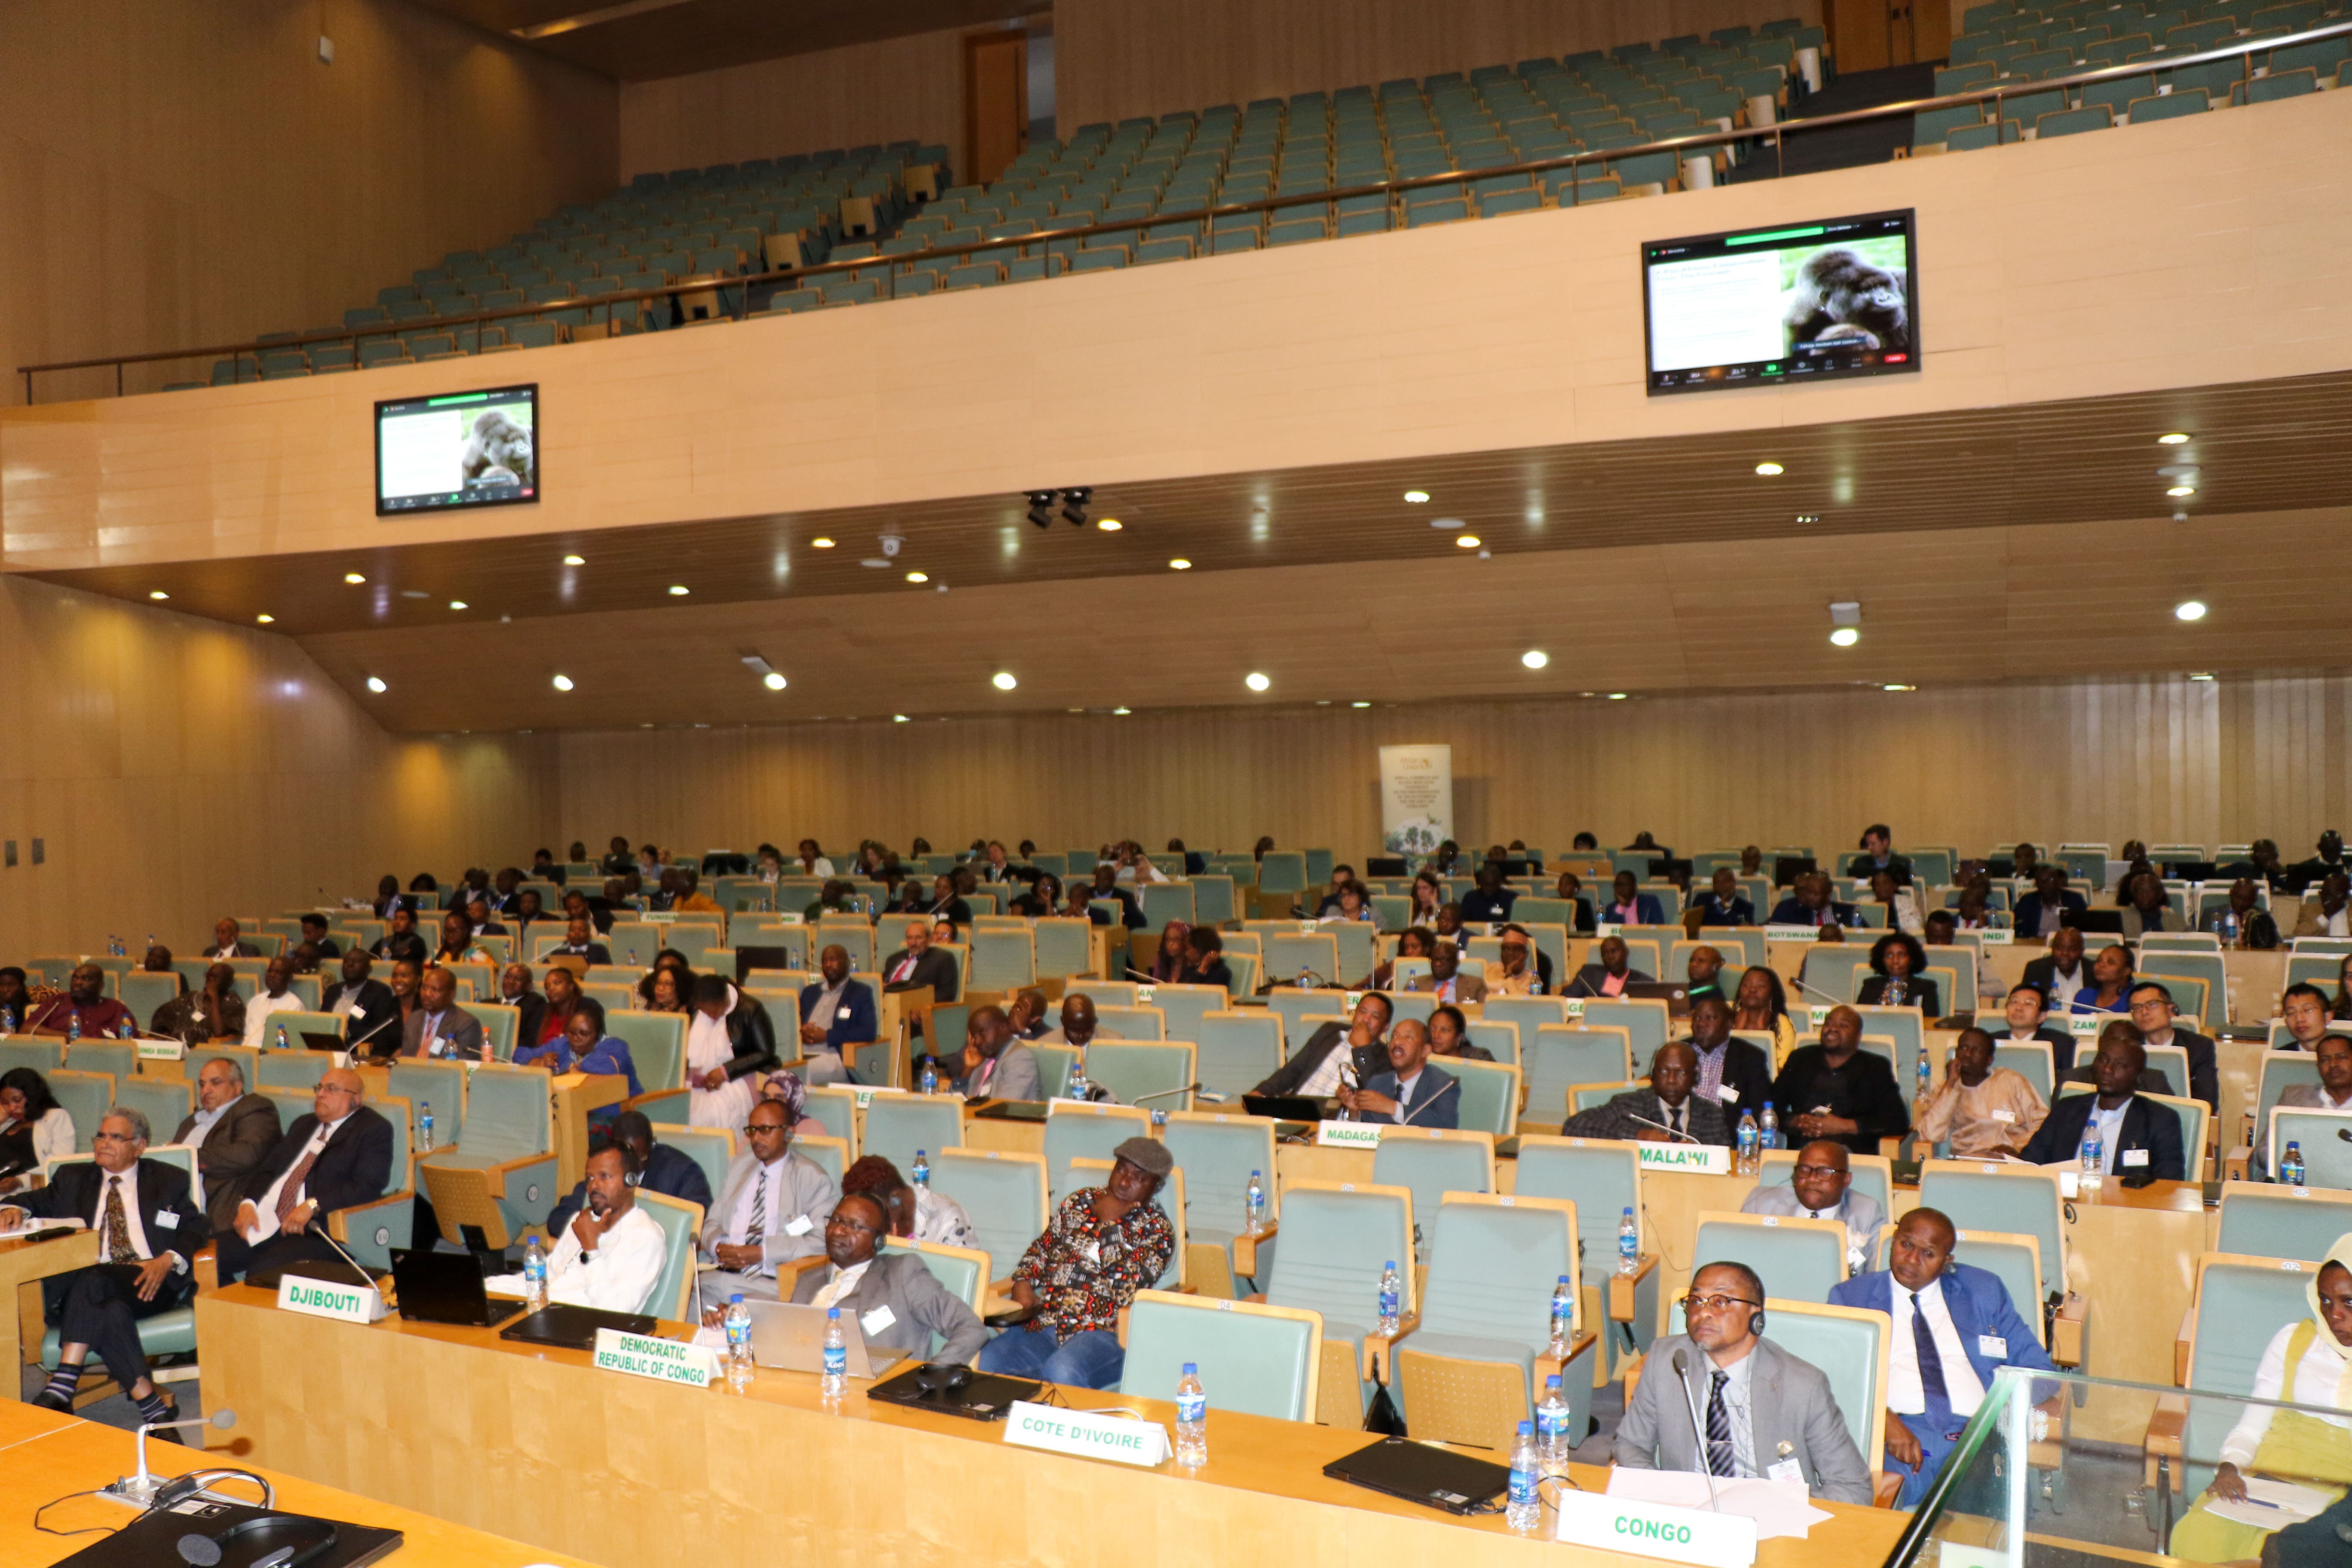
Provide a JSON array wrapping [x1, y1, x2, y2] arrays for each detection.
[[195, 1286, 1907, 1568]]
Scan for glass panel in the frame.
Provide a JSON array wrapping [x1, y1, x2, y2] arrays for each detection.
[[1888, 1368, 2352, 1568]]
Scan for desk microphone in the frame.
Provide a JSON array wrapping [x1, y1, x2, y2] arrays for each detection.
[[1132, 1083, 1201, 1104], [346, 1003, 399, 1057], [312, 1222, 385, 1294], [1627, 1113, 1702, 1145], [2337, 1127, 2352, 1145], [1790, 975, 1850, 1008], [1670, 1351, 1723, 1512], [107, 1407, 238, 1507]]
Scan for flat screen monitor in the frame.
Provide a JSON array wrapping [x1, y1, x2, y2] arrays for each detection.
[[1642, 209, 1917, 394], [375, 383, 539, 514]]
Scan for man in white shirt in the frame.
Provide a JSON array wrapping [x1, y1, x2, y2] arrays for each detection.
[[1248, 992, 1392, 1100], [1740, 1138, 1886, 1274], [697, 1091, 836, 1306], [242, 956, 305, 1050], [487, 1139, 664, 1314]]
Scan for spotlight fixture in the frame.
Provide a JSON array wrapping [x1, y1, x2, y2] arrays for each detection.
[[1112, 706, 1132, 715], [448, 600, 467, 610], [668, 585, 690, 596], [1884, 683, 1917, 692], [1351, 701, 1371, 708], [1096, 518, 1122, 532], [1244, 671, 1271, 692], [1522, 650, 1549, 669], [1430, 517, 1465, 530], [1403, 490, 1430, 503], [1023, 491, 1056, 529], [1607, 692, 1627, 700], [551, 674, 575, 691], [2174, 600, 2208, 622], [1059, 487, 1092, 527], [1168, 558, 1192, 570], [365, 676, 387, 693], [811, 537, 836, 549], [148, 590, 168, 600], [992, 671, 1018, 690], [2158, 432, 2191, 445], [1828, 600, 1862, 647], [255, 614, 274, 624], [344, 573, 366, 584], [905, 571, 928, 583], [1755, 462, 1784, 476], [2189, 671, 2215, 681], [893, 714, 909, 723], [563, 553, 586, 565], [1796, 513, 1822, 524], [1830, 628, 1860, 647], [1455, 534, 1482, 548], [2167, 485, 2196, 498], [764, 672, 787, 691]]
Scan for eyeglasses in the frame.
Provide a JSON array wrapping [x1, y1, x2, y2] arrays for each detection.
[[1791, 1164, 1847, 1179], [825, 1214, 880, 1236], [313, 1083, 359, 1096], [92, 1131, 141, 1144], [1682, 1293, 1763, 1315]]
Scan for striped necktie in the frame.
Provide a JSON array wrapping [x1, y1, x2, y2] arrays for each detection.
[[1705, 1369, 1736, 1476]]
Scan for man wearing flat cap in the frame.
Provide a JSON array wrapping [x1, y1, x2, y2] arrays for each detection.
[[974, 1136, 1176, 1389]]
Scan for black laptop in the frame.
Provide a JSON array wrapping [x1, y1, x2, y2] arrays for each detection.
[[499, 1302, 658, 1350], [1324, 1436, 1511, 1513], [1773, 855, 1817, 887], [2064, 908, 2127, 935], [866, 1364, 1041, 1423], [389, 1247, 524, 1329], [1243, 1092, 1335, 1123], [736, 946, 797, 982], [300, 1029, 349, 1053]]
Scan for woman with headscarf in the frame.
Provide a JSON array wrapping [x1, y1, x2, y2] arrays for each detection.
[[686, 973, 777, 1130], [1149, 922, 1191, 984], [2171, 1232, 2352, 1562]]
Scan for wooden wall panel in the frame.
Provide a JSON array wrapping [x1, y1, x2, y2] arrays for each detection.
[[542, 674, 2344, 873], [0, 0, 617, 405], [1054, 0, 1823, 131], [617, 24, 979, 188], [0, 577, 557, 961]]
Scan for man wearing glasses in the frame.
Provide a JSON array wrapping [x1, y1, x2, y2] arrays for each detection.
[[1, 1109, 208, 1428], [781, 1191, 987, 1363], [213, 1067, 395, 1283], [1613, 1260, 1873, 1504], [1740, 1138, 1886, 1275]]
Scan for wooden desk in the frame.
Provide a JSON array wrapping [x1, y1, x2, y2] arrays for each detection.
[[0, 1396, 599, 1566], [197, 1286, 1907, 1568], [1, 1229, 100, 1394]]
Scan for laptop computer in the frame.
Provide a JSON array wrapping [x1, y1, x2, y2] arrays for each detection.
[[1324, 1436, 1512, 1514], [742, 1300, 907, 1378], [866, 1363, 1041, 1423], [499, 1302, 659, 1350], [1243, 1093, 1335, 1123], [389, 1247, 524, 1329], [1773, 855, 1817, 887], [1622, 981, 1693, 1017], [736, 946, 797, 982], [300, 1030, 351, 1054], [2063, 909, 2127, 935]]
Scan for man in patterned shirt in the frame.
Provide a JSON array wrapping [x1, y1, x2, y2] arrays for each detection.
[[975, 1137, 1176, 1388]]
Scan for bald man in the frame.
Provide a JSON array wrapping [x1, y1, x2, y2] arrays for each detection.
[[213, 1066, 396, 1283]]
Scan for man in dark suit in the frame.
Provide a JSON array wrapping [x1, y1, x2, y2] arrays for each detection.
[[205, 917, 263, 960], [399, 966, 485, 1060], [213, 1067, 396, 1283], [2020, 1026, 2184, 1179], [1694, 867, 1757, 927], [1683, 994, 1774, 1120], [1565, 934, 1654, 998], [1, 1108, 209, 1422], [374, 905, 428, 966], [879, 919, 960, 1003], [497, 963, 547, 1051], [1767, 873, 1862, 929], [562, 888, 615, 937], [1250, 992, 1392, 1099], [1337, 1018, 1459, 1127], [322, 948, 401, 1057], [545, 1110, 713, 1236], [2019, 926, 2092, 1012], [1847, 824, 1914, 886], [547, 915, 612, 967], [171, 1056, 282, 1231], [1459, 863, 1518, 925], [1086, 864, 1146, 928], [797, 943, 877, 1086], [2201, 876, 2282, 949], [1991, 984, 2077, 1058], [1552, 872, 1598, 933], [1563, 1043, 1732, 1145], [2012, 866, 2089, 940], [295, 913, 340, 962], [1596, 870, 1666, 927], [2127, 980, 2219, 1111]]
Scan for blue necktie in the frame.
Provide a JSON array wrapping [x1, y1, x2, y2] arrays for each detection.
[[1913, 1295, 1948, 1410]]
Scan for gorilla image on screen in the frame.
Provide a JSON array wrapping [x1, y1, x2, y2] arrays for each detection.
[[1782, 245, 1911, 356], [461, 407, 534, 492]]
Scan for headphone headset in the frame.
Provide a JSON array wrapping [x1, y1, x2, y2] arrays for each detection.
[[623, 1167, 642, 1188], [1750, 1305, 1767, 1338]]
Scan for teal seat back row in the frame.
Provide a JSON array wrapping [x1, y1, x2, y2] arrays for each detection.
[[1990, 1042, 2056, 1106], [1449, 1059, 1520, 1139], [1302, 849, 1334, 889], [1139, 882, 1194, 929], [47, 1071, 114, 1152], [1693, 1213, 1847, 1305], [2254, 1051, 2324, 1150], [1093, 1005, 1166, 1041], [2182, 1259, 2322, 1494], [860, 1095, 965, 1173], [1263, 1185, 1413, 1343], [1025, 1042, 1079, 1099], [472, 1002, 520, 1062], [1525, 1025, 1635, 1125], [1465, 1018, 1519, 1065], [121, 972, 180, 1026], [1577, 999, 1667, 1064], [0, 1039, 63, 1078], [1194, 1011, 1282, 1096], [1262, 990, 1341, 1050], [635, 1189, 704, 1320], [63, 1040, 136, 1085], [2142, 952, 2227, 1027], [2216, 1186, 2352, 1262], [1849, 1005, 1927, 1090], [606, 1009, 687, 1092], [1482, 995, 1569, 1044], [1161, 1113, 1279, 1245], [1264, 933, 1339, 987], [734, 922, 811, 969], [1191, 876, 1238, 927], [1085, 1041, 1194, 1111], [459, 1064, 552, 1160], [258, 1050, 331, 1091], [1043, 1103, 1152, 1204], [1372, 1134, 1493, 1259], [1032, 919, 1094, 981], [1406, 1197, 1580, 1429], [114, 1075, 194, 1137], [1256, 852, 1308, 895], [1119, 1292, 1321, 1421], [1953, 1235, 2046, 1335], [1918, 1165, 2064, 1293], [2273, 1107, 2352, 1188], [968, 928, 1035, 992], [929, 1148, 1047, 1279], [1798, 949, 1872, 1005], [814, 920, 876, 971], [606, 922, 667, 968], [1149, 985, 1227, 1053], [799, 1087, 857, 1149], [884, 1236, 984, 1320], [648, 1124, 735, 1203], [386, 1060, 469, 1145]]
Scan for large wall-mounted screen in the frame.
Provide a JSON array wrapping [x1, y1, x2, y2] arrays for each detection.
[[1642, 210, 1917, 395], [376, 384, 539, 514]]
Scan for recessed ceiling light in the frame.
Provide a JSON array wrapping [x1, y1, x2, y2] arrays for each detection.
[[668, 585, 689, 596], [1403, 490, 1430, 503], [1096, 518, 1122, 532], [1245, 672, 1271, 692], [2158, 432, 2191, 445], [1796, 513, 1821, 524], [148, 590, 168, 600], [562, 554, 585, 565], [811, 537, 836, 548], [1884, 683, 1917, 692], [905, 571, 928, 583], [992, 672, 1018, 691], [763, 672, 787, 691], [1521, 650, 1549, 669], [1430, 517, 1465, 530], [1607, 692, 1627, 700], [551, 674, 575, 691], [344, 573, 366, 584], [399, 589, 429, 600], [365, 676, 387, 693], [1830, 627, 1860, 647], [2189, 672, 2215, 681], [255, 613, 274, 624], [1315, 700, 1331, 706], [448, 600, 467, 610], [1455, 534, 1482, 548], [1352, 701, 1371, 708], [893, 714, 909, 722], [1112, 706, 1132, 715], [1755, 462, 1783, 476], [2174, 599, 2208, 621], [2167, 485, 2196, 498], [1168, 558, 1191, 570]]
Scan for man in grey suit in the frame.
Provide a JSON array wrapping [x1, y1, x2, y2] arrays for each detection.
[[956, 1005, 1043, 1102], [1560, 1043, 1732, 1146], [698, 1089, 836, 1307], [170, 1056, 282, 1231], [786, 1191, 987, 1363], [398, 967, 485, 1060], [1740, 1138, 1885, 1275], [1614, 1259, 1874, 1505]]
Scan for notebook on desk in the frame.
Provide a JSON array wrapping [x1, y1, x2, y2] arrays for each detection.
[[499, 1302, 658, 1350], [1324, 1436, 1510, 1514]]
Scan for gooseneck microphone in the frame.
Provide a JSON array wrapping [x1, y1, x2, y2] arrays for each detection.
[[107, 1408, 239, 1507], [1627, 1113, 1702, 1145], [1670, 1351, 1724, 1512]]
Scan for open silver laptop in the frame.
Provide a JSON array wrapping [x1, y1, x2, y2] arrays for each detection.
[[744, 1299, 907, 1378]]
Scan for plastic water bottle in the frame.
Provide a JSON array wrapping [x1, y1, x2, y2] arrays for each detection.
[[723, 1293, 754, 1389], [919, 1060, 938, 1096], [1547, 1274, 1574, 1357], [1067, 1061, 1090, 1101], [66, 1013, 80, 1044], [523, 1237, 548, 1311], [1617, 1207, 1639, 1275], [821, 1306, 848, 1399], [1736, 1110, 1760, 1174], [1916, 1053, 1933, 1106], [912, 1150, 930, 1190], [2282, 1140, 2306, 1187], [275, 1023, 289, 1051], [1378, 1260, 1402, 1337], [2079, 1126, 2104, 1193], [1174, 1361, 1208, 1466], [1244, 1170, 1268, 1236], [1507, 1420, 1542, 1533], [118, 1018, 135, 1039], [1298, 965, 1312, 988], [2222, 909, 2240, 947], [417, 1101, 435, 1153], [1536, 1373, 1572, 1477], [1760, 1102, 1780, 1151]]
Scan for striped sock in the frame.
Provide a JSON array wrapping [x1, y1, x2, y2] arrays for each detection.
[[135, 1389, 173, 1425], [39, 1366, 80, 1406]]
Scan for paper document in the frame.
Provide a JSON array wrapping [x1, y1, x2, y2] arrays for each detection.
[[1605, 1469, 1833, 1540], [2203, 1477, 2331, 1528]]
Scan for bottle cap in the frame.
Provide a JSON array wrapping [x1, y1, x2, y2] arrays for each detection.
[[1182, 1362, 1197, 1375], [1385, 1260, 1396, 1269], [827, 1306, 840, 1318], [731, 1293, 744, 1304], [1546, 1374, 1561, 1387], [1519, 1420, 1533, 1434]]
